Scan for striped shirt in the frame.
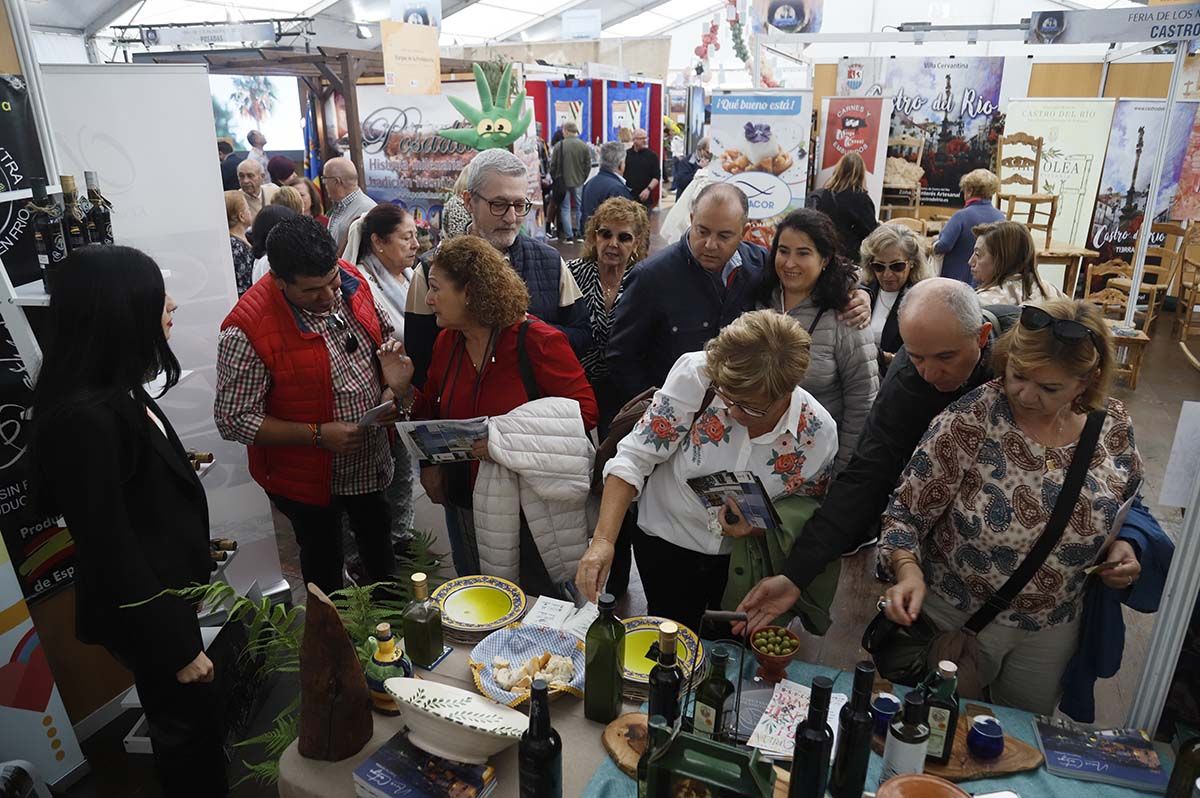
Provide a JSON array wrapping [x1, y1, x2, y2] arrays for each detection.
[[214, 293, 395, 496], [565, 257, 634, 380]]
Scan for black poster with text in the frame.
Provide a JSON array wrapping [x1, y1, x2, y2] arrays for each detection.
[[0, 73, 49, 286]]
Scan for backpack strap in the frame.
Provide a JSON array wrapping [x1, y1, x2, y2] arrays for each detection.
[[516, 319, 541, 401]]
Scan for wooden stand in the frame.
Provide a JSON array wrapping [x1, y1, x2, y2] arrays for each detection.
[[298, 583, 372, 761]]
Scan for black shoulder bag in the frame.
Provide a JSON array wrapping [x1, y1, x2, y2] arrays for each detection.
[[862, 409, 1107, 696]]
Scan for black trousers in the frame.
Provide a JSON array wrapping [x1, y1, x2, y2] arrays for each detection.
[[592, 374, 636, 599], [269, 491, 394, 595], [107, 639, 229, 797], [630, 525, 730, 635]]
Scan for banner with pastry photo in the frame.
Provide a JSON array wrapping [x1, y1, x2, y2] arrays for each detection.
[[816, 96, 892, 213], [708, 90, 812, 250]]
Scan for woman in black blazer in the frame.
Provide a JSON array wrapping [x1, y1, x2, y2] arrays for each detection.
[[808, 152, 880, 261], [860, 222, 927, 375], [30, 246, 227, 796]]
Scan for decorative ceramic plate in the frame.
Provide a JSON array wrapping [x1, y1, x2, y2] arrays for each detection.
[[384, 678, 527, 765], [468, 623, 586, 707], [431, 575, 527, 633], [620, 616, 703, 684]]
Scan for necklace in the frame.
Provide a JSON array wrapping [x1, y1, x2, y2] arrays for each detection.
[[599, 266, 623, 307]]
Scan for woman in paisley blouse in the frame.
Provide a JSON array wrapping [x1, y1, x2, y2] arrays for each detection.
[[224, 191, 255, 296], [575, 310, 839, 631], [879, 299, 1142, 714]]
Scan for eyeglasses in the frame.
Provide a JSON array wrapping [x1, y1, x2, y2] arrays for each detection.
[[328, 313, 360, 354], [476, 195, 533, 217], [597, 228, 636, 244], [1019, 305, 1098, 349], [714, 388, 770, 419], [870, 260, 909, 274]]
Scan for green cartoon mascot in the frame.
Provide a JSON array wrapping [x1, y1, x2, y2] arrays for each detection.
[[438, 62, 532, 150]]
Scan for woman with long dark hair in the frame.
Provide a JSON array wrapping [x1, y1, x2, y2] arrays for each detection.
[[30, 247, 227, 796]]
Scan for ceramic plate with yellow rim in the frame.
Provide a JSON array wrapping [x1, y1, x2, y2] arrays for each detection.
[[620, 616, 703, 684], [431, 575, 527, 633]]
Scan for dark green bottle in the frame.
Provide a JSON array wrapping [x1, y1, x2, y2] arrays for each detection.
[[401, 572, 443, 667], [518, 679, 562, 797], [584, 592, 625, 724], [691, 645, 734, 740], [789, 675, 834, 798], [830, 661, 875, 798], [1167, 736, 1200, 798], [646, 622, 682, 726], [27, 178, 66, 293], [922, 660, 960, 765]]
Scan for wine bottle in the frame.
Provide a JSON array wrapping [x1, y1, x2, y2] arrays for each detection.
[[691, 645, 734, 740], [646, 622, 682, 726], [27, 178, 66, 293], [59, 175, 90, 251], [830, 661, 875, 798], [1167, 736, 1200, 798], [519, 679, 563, 798], [401, 572, 444, 668], [880, 692, 930, 782], [788, 675, 834, 798], [584, 592, 625, 724], [923, 660, 960, 765], [638, 714, 671, 798], [84, 171, 114, 245]]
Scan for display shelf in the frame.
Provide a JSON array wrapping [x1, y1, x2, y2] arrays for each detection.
[[11, 281, 49, 307], [0, 184, 62, 204]]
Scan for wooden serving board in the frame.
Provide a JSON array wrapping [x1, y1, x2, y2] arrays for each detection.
[[870, 702, 1044, 783], [604, 713, 649, 777]]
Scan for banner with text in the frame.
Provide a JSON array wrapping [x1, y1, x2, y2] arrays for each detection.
[[1028, 4, 1200, 45], [816, 96, 891, 212], [836, 57, 1006, 208], [0, 74, 49, 287], [1001, 99, 1116, 248], [709, 90, 811, 249], [381, 20, 440, 96]]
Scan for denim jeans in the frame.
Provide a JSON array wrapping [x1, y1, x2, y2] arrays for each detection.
[[559, 185, 583, 239]]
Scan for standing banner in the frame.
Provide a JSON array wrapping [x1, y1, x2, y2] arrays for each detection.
[[708, 90, 812, 249], [1088, 99, 1196, 265], [0, 73, 49, 286], [836, 57, 1006, 208], [1171, 106, 1200, 220], [1001, 99, 1117, 248], [381, 20, 441, 96], [816, 96, 891, 211], [606, 82, 651, 142], [546, 80, 593, 143]]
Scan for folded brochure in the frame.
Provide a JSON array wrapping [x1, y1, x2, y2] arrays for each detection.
[[395, 417, 489, 464], [747, 677, 848, 759], [688, 470, 781, 533], [522, 594, 599, 642]]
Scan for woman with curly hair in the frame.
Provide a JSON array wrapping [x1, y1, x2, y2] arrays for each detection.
[[757, 208, 879, 473], [380, 235, 598, 586]]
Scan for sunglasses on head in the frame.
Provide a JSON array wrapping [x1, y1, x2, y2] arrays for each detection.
[[328, 313, 360, 354], [1019, 305, 1098, 349], [597, 228, 636, 244], [870, 260, 908, 274]]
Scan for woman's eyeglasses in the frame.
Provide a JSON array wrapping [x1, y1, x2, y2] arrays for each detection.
[[870, 260, 909, 274], [328, 313, 360, 354], [597, 228, 636, 244], [1019, 305, 1098, 349], [714, 388, 770, 418], [478, 195, 534, 217]]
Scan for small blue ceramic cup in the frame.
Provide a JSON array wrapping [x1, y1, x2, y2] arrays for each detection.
[[967, 715, 1005, 760], [870, 692, 901, 738]]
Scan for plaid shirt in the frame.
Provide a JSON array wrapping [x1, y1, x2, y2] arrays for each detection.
[[215, 293, 395, 496]]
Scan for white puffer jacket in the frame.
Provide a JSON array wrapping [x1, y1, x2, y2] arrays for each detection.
[[472, 398, 594, 585]]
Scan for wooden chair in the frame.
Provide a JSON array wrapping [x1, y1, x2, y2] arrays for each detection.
[[1082, 259, 1133, 321], [996, 131, 1060, 248], [888, 217, 927, 236], [883, 133, 925, 217], [1000, 194, 1059, 249], [1178, 252, 1200, 340], [1182, 341, 1200, 371], [996, 131, 1045, 193], [1106, 223, 1186, 332]]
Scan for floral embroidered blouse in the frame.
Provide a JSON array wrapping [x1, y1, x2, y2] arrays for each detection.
[[878, 380, 1143, 632], [603, 351, 839, 556]]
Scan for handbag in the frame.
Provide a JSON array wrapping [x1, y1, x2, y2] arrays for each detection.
[[862, 408, 1107, 696]]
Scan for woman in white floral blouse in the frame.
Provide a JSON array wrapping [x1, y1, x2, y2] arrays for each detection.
[[879, 299, 1142, 714], [575, 310, 839, 632]]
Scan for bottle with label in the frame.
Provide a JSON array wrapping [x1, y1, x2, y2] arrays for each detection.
[[788, 675, 834, 798], [401, 572, 444, 668], [1167, 736, 1200, 798], [880, 691, 930, 783], [647, 622, 682, 726], [922, 660, 960, 765], [691, 645, 734, 740], [27, 178, 67, 293], [830, 661, 876, 798], [584, 592, 625, 724], [519, 679, 563, 798], [84, 171, 114, 245], [59, 174, 90, 251]]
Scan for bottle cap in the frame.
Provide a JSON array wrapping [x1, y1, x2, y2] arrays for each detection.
[[710, 645, 729, 665], [659, 621, 678, 636], [903, 690, 928, 724], [376, 622, 391, 637], [411, 572, 427, 584], [60, 175, 77, 193], [938, 660, 958, 676], [852, 660, 876, 693], [598, 592, 616, 610], [84, 170, 99, 189], [531, 678, 548, 695]]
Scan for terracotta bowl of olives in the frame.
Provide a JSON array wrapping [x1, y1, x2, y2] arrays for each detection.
[[750, 626, 799, 684]]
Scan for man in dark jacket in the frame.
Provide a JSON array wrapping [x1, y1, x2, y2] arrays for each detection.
[[405, 148, 592, 387], [580, 141, 633, 231], [735, 279, 1020, 632], [606, 182, 768, 403]]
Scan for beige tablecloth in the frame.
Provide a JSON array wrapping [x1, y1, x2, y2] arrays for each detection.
[[277, 643, 636, 798]]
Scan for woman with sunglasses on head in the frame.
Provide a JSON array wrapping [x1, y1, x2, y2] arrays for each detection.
[[756, 208, 879, 474], [971, 220, 1066, 306], [861, 222, 928, 373], [574, 310, 839, 632], [31, 247, 228, 795], [877, 299, 1141, 714]]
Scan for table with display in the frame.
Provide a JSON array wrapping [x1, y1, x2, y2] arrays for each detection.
[[277, 639, 1158, 798], [1036, 242, 1101, 298]]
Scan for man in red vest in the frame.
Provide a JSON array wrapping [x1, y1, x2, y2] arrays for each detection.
[[215, 216, 406, 594]]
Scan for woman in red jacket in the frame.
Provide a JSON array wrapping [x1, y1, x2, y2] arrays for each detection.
[[381, 235, 597, 594]]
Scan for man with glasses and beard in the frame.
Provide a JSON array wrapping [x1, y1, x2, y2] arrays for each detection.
[[404, 148, 591, 388], [216, 216, 410, 594]]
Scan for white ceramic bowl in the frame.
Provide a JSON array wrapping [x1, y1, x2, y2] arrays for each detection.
[[384, 678, 527, 764]]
